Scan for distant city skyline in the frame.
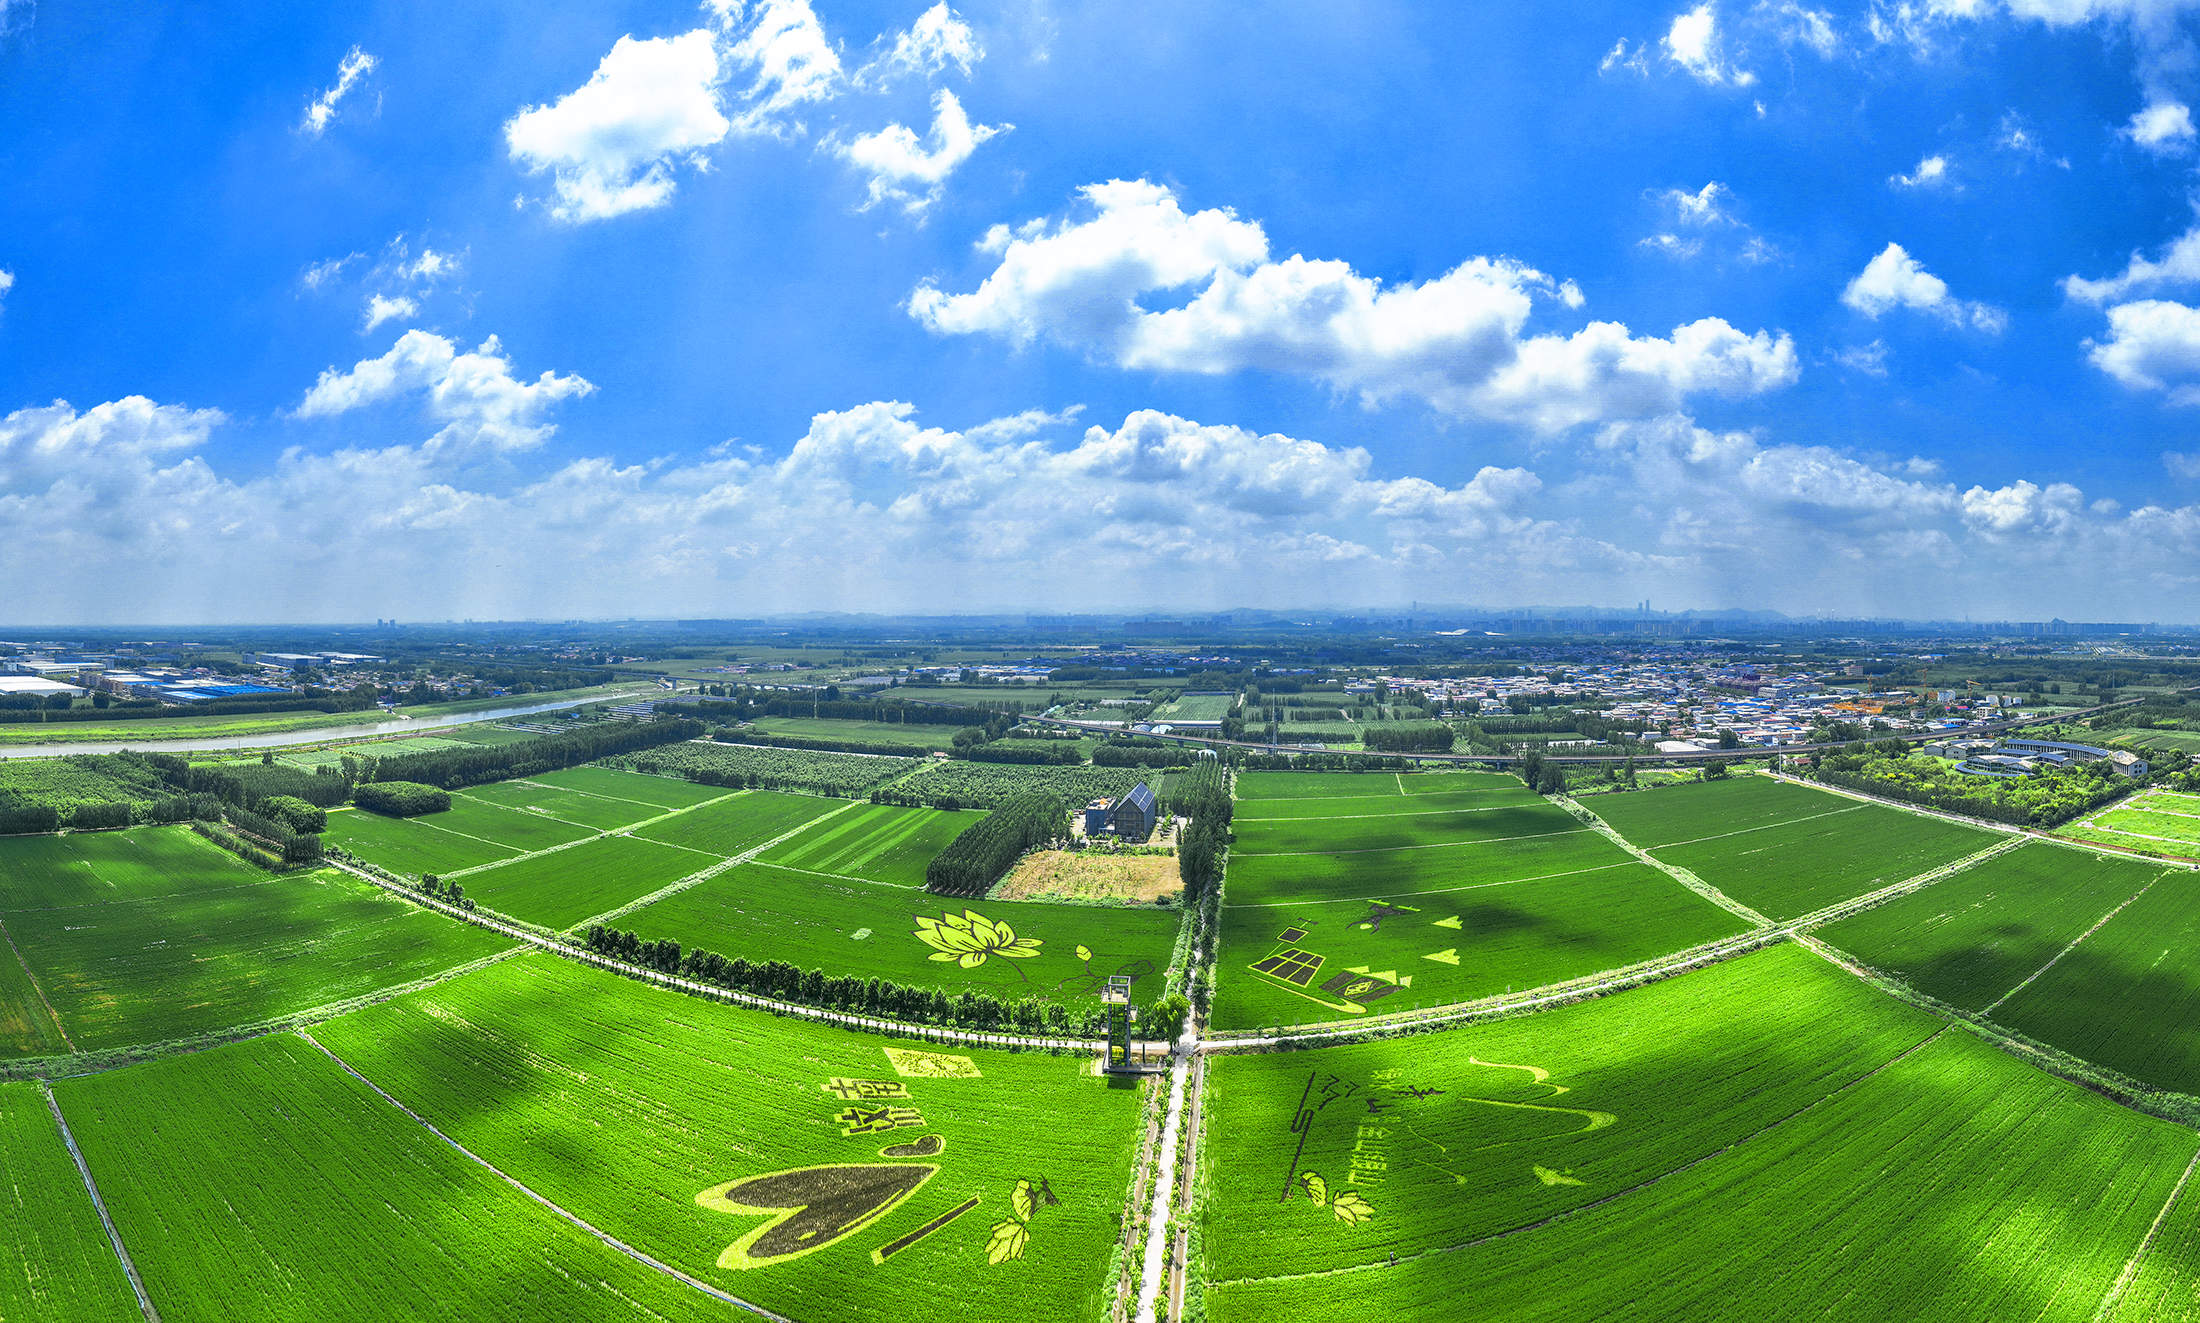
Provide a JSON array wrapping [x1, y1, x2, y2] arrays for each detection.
[[8, 3, 2200, 621]]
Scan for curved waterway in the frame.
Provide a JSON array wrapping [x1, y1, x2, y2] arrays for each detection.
[[0, 692, 649, 760]]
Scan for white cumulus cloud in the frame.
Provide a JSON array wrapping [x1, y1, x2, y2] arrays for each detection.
[[836, 88, 1007, 214], [302, 46, 377, 138], [910, 180, 1796, 429], [1842, 242, 2006, 332], [2124, 99, 2196, 151], [720, 0, 845, 136], [361, 294, 418, 333], [2063, 220, 2200, 303], [1890, 153, 1952, 188], [858, 2, 982, 85], [2084, 298, 2200, 402], [295, 330, 595, 453], [1665, 4, 1757, 85], [504, 30, 731, 222]]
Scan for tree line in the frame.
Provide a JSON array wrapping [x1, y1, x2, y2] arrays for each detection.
[[926, 792, 1068, 897], [361, 717, 704, 789]]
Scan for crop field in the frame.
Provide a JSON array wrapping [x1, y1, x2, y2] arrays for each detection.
[[620, 740, 920, 796], [1993, 871, 2200, 1094], [1588, 776, 1999, 918], [304, 954, 1151, 1323], [635, 790, 851, 860], [901, 761, 1150, 809], [1154, 693, 1236, 720], [459, 775, 682, 831], [0, 827, 505, 1055], [2064, 789, 2200, 860], [1215, 771, 1742, 1027], [456, 832, 710, 930], [323, 804, 521, 874], [750, 717, 961, 750], [755, 802, 985, 888], [1198, 947, 2200, 1323], [0, 1082, 142, 1320], [1820, 843, 2166, 1011], [2106, 728, 2200, 755], [536, 763, 732, 810], [623, 860, 1183, 1006], [0, 752, 172, 815], [53, 1031, 741, 1322], [996, 849, 1182, 903]]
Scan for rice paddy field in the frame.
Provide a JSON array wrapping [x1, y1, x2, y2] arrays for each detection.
[[1587, 775, 2001, 918], [1196, 945, 2200, 1323], [753, 801, 985, 887], [1819, 842, 2167, 1011], [52, 953, 1150, 1323], [0, 827, 506, 1057], [0, 1081, 142, 1320], [2062, 788, 2200, 861], [1213, 770, 1747, 1029]]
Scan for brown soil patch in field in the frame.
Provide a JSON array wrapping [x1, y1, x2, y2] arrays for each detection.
[[993, 850, 1182, 903]]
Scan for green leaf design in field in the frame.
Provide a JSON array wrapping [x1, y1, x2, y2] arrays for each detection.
[[914, 909, 1044, 968], [1298, 1171, 1328, 1206], [987, 1218, 1030, 1265], [1012, 1179, 1034, 1222], [697, 1163, 937, 1270], [1332, 1191, 1373, 1224]]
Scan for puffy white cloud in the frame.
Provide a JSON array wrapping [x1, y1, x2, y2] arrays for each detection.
[[911, 180, 1796, 428], [720, 0, 844, 135], [1655, 181, 1738, 226], [362, 293, 418, 332], [835, 89, 1007, 214], [504, 30, 731, 221], [2166, 450, 2200, 479], [2063, 221, 2200, 302], [294, 330, 594, 453], [1842, 243, 2006, 331], [0, 268, 12, 308], [1889, 153, 1951, 188], [301, 46, 376, 138], [2084, 297, 2200, 401], [1665, 4, 1757, 85], [2124, 99, 2196, 150], [858, 3, 982, 85], [1759, 1, 1840, 53]]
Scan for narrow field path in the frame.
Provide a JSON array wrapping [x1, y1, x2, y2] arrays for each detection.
[[439, 788, 748, 880], [0, 916, 75, 1052], [1982, 871, 2167, 1016], [2095, 1144, 2200, 1322], [577, 799, 865, 931], [1558, 794, 1770, 925], [40, 1081, 160, 1323], [297, 1030, 794, 1322]]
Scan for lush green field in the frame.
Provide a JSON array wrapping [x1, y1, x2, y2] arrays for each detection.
[[459, 775, 678, 831], [624, 861, 1183, 1006], [1233, 787, 1546, 823], [1212, 862, 1747, 1028], [633, 789, 848, 859], [1154, 693, 1236, 720], [1199, 946, 2199, 1322], [1233, 770, 1519, 801], [756, 802, 986, 887], [1589, 776, 1999, 918], [458, 833, 709, 930], [2105, 728, 2200, 754], [1820, 843, 2167, 1011], [323, 805, 522, 875], [0, 827, 506, 1055], [54, 1031, 738, 1321], [0, 1082, 142, 1320], [1233, 800, 1583, 857], [0, 753, 173, 815], [619, 741, 919, 796], [307, 954, 1150, 1323], [2068, 791, 2200, 860], [1994, 871, 2200, 1094], [533, 763, 733, 810], [2106, 1152, 2200, 1320], [1225, 827, 1628, 907], [749, 716, 962, 750], [901, 761, 1149, 809]]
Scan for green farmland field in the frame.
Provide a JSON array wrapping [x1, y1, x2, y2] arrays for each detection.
[[2065, 790, 2200, 861], [459, 774, 690, 831], [756, 801, 986, 887], [1820, 843, 2167, 1011], [308, 954, 1150, 1323], [531, 763, 733, 810], [1994, 871, 2200, 1094], [623, 861, 1183, 1006], [457, 832, 709, 930], [632, 789, 848, 859], [1199, 947, 2200, 1323], [0, 1082, 141, 1321], [749, 716, 962, 750], [54, 1032, 738, 1322], [1233, 770, 1520, 801], [1224, 826, 1628, 907], [322, 805, 522, 875], [0, 827, 505, 1056], [1588, 776, 1999, 918], [1232, 800, 1584, 857]]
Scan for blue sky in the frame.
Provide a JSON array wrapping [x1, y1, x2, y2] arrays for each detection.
[[6, 0, 2200, 623]]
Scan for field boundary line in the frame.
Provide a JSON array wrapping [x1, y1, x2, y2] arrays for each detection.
[[1219, 859, 1639, 910], [577, 799, 870, 932], [488, 777, 669, 811], [0, 916, 75, 1053], [1235, 802, 1538, 824], [1982, 871, 2166, 1016], [746, 858, 922, 892], [1632, 802, 1867, 854], [1761, 768, 2024, 837], [40, 1081, 161, 1322], [1557, 795, 1770, 926], [2095, 1142, 2200, 1322], [1790, 836, 2029, 934], [1205, 1027, 1950, 1291], [440, 789, 748, 880], [297, 1031, 794, 1323], [345, 811, 530, 861], [1231, 826, 1592, 860]]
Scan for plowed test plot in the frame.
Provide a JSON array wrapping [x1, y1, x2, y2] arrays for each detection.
[[1214, 772, 1742, 1028], [1820, 842, 2167, 1011], [1992, 870, 2200, 1095], [1197, 946, 2200, 1323], [623, 861, 1183, 1007], [1588, 776, 1998, 918], [0, 827, 505, 1056], [755, 802, 985, 887], [633, 790, 849, 861], [54, 1032, 738, 1323], [459, 833, 709, 930], [306, 954, 1150, 1323]]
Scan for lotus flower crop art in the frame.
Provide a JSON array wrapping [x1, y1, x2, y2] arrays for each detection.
[[913, 909, 1044, 968]]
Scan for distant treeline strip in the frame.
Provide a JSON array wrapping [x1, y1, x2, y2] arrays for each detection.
[[362, 717, 704, 788]]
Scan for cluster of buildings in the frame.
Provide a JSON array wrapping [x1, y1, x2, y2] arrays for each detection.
[[1924, 737, 2148, 780]]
